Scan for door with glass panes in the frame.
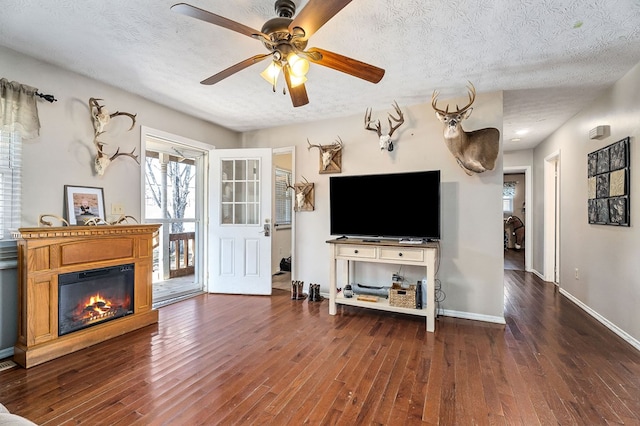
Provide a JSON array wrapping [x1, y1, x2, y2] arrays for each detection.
[[209, 148, 272, 295]]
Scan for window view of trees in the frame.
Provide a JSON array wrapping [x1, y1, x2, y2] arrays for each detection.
[[145, 152, 197, 281], [145, 153, 196, 234]]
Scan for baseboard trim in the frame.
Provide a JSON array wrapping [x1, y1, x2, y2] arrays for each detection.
[[324, 294, 506, 326], [559, 288, 640, 352], [531, 269, 546, 280], [440, 309, 506, 325], [0, 347, 14, 360]]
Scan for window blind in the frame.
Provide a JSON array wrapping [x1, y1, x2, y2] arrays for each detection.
[[0, 130, 21, 239], [275, 168, 292, 226]]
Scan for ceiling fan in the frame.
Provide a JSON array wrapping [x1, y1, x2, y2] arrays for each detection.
[[171, 0, 385, 107]]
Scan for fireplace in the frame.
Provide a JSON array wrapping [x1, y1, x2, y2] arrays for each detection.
[[58, 264, 135, 336], [15, 224, 159, 368]]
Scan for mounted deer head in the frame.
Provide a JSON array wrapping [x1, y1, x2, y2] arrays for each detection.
[[307, 137, 343, 173], [431, 83, 500, 176], [364, 101, 405, 151], [89, 98, 139, 176]]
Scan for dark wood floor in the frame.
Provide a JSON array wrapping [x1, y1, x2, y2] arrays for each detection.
[[1, 271, 639, 425], [504, 248, 525, 271]]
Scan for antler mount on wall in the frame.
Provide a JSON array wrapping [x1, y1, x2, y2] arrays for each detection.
[[286, 176, 314, 211], [89, 98, 139, 176], [307, 137, 343, 174], [364, 101, 405, 152]]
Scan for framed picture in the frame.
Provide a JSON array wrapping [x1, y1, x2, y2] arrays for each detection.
[[64, 185, 106, 225], [587, 137, 630, 226]]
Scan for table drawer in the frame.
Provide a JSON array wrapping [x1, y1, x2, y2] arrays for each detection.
[[379, 247, 424, 262], [335, 245, 377, 259]]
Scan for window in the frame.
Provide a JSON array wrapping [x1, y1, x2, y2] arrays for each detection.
[[503, 197, 514, 214], [220, 159, 260, 225], [0, 130, 21, 239], [503, 181, 516, 215], [275, 168, 292, 227]]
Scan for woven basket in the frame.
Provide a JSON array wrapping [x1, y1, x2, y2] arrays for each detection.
[[389, 283, 416, 308]]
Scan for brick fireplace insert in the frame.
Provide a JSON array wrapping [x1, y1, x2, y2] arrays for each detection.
[[14, 224, 161, 368]]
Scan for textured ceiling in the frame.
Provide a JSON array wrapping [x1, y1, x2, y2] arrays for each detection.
[[1, 0, 640, 151]]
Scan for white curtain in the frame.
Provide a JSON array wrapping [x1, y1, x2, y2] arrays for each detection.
[[0, 78, 40, 139]]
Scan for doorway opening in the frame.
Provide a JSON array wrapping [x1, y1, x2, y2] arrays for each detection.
[[503, 172, 525, 271], [141, 128, 208, 306], [272, 148, 295, 292], [503, 166, 532, 272]]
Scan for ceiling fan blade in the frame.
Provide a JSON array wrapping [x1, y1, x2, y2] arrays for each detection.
[[201, 53, 272, 85], [289, 0, 353, 41], [283, 65, 309, 108], [171, 3, 268, 39], [306, 48, 385, 84]]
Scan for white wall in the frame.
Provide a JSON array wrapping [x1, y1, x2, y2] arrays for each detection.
[[244, 93, 505, 321], [0, 45, 241, 225], [504, 149, 534, 169], [533, 61, 640, 344]]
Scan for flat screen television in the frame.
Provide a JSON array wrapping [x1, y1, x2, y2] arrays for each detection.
[[329, 170, 440, 241]]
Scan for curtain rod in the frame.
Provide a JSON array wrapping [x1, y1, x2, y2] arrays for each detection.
[[35, 91, 57, 103]]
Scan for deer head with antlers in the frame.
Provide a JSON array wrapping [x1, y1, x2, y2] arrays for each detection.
[[307, 137, 343, 173], [364, 101, 405, 152], [431, 83, 500, 176], [89, 98, 139, 176]]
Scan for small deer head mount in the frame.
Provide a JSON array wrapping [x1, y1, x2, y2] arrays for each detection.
[[89, 98, 139, 176], [431, 83, 500, 176], [286, 176, 315, 211], [364, 101, 405, 152], [307, 137, 343, 174]]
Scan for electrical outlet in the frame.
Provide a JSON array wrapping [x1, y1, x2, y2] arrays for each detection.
[[111, 203, 125, 215], [575, 268, 579, 280]]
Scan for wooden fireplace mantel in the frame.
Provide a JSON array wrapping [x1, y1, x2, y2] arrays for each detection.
[[14, 224, 161, 368]]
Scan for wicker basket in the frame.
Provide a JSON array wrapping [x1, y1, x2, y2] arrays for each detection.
[[389, 283, 416, 308]]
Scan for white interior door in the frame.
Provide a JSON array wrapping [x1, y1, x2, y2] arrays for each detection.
[[209, 148, 272, 294]]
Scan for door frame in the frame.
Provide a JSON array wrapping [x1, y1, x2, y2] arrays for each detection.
[[544, 150, 561, 284]]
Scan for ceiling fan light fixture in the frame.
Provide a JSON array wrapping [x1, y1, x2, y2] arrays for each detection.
[[172, 1, 385, 106], [287, 53, 310, 77], [260, 61, 282, 85], [289, 73, 307, 88]]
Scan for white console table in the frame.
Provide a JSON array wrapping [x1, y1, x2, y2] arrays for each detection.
[[327, 239, 438, 332]]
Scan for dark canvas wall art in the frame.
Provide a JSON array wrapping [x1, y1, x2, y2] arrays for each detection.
[[587, 137, 630, 226]]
